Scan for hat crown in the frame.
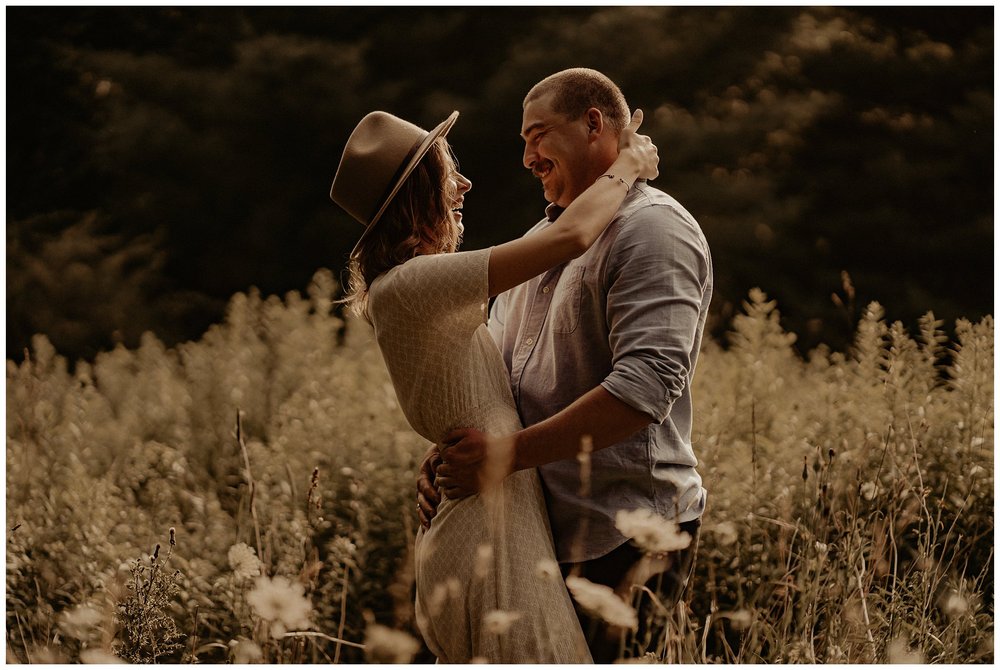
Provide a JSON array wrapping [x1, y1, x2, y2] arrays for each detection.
[[331, 111, 430, 226]]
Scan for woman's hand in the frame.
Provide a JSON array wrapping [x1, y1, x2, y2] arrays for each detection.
[[617, 109, 660, 181]]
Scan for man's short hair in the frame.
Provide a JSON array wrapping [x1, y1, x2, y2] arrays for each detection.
[[524, 68, 630, 133]]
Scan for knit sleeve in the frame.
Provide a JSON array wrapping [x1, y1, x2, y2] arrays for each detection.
[[372, 247, 491, 336]]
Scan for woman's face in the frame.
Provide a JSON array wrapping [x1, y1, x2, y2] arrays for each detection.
[[447, 166, 472, 229]]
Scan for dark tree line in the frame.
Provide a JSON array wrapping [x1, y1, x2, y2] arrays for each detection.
[[7, 6, 993, 361]]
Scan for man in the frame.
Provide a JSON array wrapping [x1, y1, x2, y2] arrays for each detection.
[[416, 68, 713, 662]]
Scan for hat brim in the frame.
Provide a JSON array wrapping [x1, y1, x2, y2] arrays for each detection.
[[349, 110, 459, 259]]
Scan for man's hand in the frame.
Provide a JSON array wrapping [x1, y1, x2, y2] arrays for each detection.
[[436, 428, 515, 500], [416, 445, 441, 529]]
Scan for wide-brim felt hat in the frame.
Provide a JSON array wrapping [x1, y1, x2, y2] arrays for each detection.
[[330, 110, 459, 258]]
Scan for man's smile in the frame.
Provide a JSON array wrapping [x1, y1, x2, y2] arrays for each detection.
[[533, 160, 554, 180]]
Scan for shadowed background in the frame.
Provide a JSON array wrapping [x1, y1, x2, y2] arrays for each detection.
[[6, 6, 993, 361]]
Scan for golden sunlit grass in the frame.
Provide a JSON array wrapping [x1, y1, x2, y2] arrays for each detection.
[[6, 271, 993, 663]]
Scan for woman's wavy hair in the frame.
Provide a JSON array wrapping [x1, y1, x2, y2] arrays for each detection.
[[342, 137, 461, 320]]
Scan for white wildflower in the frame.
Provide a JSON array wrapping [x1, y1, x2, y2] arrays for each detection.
[[617, 651, 659, 663], [364, 623, 421, 664], [80, 649, 125, 664], [59, 604, 103, 640], [565, 575, 638, 630], [860, 481, 878, 501], [724, 609, 753, 631], [535, 558, 560, 580], [886, 636, 924, 664], [615, 509, 692, 553], [229, 638, 263, 664], [826, 644, 846, 663], [713, 521, 739, 546], [247, 575, 312, 639], [426, 578, 462, 617], [445, 576, 462, 599], [228, 542, 262, 581], [27, 646, 68, 664], [940, 591, 969, 617], [483, 610, 522, 635], [474, 544, 494, 578]]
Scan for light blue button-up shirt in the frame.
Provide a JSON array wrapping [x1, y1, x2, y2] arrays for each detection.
[[488, 182, 713, 563]]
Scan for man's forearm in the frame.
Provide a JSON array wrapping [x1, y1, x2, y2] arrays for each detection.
[[511, 385, 652, 471]]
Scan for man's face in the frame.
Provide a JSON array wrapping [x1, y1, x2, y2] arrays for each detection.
[[521, 93, 594, 208]]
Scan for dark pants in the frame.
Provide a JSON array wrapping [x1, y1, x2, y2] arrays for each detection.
[[561, 518, 701, 663]]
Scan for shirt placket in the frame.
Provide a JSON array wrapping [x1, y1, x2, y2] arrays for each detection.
[[508, 266, 563, 406]]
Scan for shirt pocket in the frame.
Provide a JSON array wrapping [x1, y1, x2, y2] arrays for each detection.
[[550, 264, 585, 334]]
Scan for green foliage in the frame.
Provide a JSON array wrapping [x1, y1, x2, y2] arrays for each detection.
[[6, 276, 993, 663]]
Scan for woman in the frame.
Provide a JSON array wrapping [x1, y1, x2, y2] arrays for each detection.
[[330, 108, 657, 662]]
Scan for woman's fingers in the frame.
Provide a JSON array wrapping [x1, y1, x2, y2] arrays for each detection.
[[626, 108, 644, 132]]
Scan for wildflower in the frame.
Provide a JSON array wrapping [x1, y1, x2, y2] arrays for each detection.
[[364, 623, 421, 664], [228, 542, 263, 581], [860, 481, 878, 500], [247, 575, 312, 638], [483, 610, 522, 635], [713, 521, 739, 546], [618, 652, 659, 663], [535, 558, 560, 580], [59, 604, 103, 640], [474, 544, 493, 578], [445, 577, 462, 598], [886, 636, 924, 664], [80, 649, 125, 664], [27, 646, 68, 664], [229, 638, 263, 664], [565, 576, 638, 630], [726, 609, 753, 631], [615, 509, 692, 553], [426, 578, 461, 617], [940, 591, 969, 617]]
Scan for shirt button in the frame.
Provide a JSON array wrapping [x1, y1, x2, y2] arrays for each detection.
[[525, 337, 534, 346], [542, 286, 550, 294]]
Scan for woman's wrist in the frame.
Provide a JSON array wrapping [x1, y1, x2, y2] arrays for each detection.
[[607, 155, 641, 186]]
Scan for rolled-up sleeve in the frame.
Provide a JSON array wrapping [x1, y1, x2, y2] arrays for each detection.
[[600, 205, 712, 423]]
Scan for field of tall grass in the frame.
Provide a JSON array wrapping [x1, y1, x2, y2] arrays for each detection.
[[6, 270, 994, 663]]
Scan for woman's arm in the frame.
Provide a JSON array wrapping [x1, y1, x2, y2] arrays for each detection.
[[486, 109, 659, 297]]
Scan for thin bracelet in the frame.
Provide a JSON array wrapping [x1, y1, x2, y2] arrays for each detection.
[[598, 173, 631, 189]]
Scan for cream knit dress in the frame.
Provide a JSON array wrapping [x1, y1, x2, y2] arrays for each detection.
[[369, 248, 591, 663]]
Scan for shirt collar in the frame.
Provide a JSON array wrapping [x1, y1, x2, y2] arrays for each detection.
[[545, 202, 565, 222]]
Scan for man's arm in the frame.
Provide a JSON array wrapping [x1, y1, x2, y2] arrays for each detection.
[[436, 387, 650, 498]]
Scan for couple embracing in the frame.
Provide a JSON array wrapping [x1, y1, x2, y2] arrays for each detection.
[[330, 68, 713, 663]]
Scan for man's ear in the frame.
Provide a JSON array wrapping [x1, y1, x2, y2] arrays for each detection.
[[585, 107, 605, 137]]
